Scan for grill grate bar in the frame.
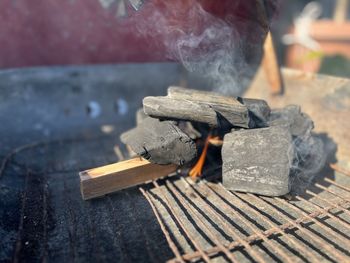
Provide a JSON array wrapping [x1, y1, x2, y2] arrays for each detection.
[[330, 164, 350, 178], [275, 197, 350, 245], [216, 184, 325, 261], [152, 181, 212, 262], [324, 178, 350, 194], [139, 187, 185, 263], [305, 190, 350, 217], [296, 196, 350, 229], [179, 177, 275, 262], [167, 188, 350, 262], [190, 179, 296, 263], [164, 180, 240, 262], [314, 183, 350, 202], [248, 194, 347, 262]]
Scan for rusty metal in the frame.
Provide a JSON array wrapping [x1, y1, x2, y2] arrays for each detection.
[[216, 183, 320, 261], [178, 177, 269, 263], [195, 181, 298, 263], [324, 178, 350, 193], [139, 187, 185, 263], [296, 195, 350, 229], [140, 164, 350, 262], [152, 181, 212, 262], [330, 163, 350, 177], [248, 194, 346, 262], [275, 197, 350, 245], [164, 180, 238, 262], [315, 182, 350, 202], [305, 189, 350, 215]]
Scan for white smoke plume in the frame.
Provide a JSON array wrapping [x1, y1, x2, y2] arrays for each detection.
[[131, 1, 263, 96]]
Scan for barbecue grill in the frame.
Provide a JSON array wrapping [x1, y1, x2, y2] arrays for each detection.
[[0, 64, 349, 262]]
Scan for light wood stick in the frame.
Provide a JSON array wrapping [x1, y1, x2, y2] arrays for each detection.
[[334, 0, 348, 23], [79, 158, 177, 200], [263, 32, 284, 95]]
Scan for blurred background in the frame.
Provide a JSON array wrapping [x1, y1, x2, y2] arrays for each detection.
[[273, 0, 350, 78], [0, 0, 349, 77]]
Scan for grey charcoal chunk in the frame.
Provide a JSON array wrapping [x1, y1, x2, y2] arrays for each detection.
[[177, 121, 202, 140], [143, 95, 250, 129], [120, 117, 197, 165], [238, 97, 271, 128], [136, 108, 147, 125], [222, 126, 293, 196], [268, 105, 314, 137]]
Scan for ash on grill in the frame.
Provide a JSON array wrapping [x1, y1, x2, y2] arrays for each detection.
[[80, 87, 319, 200]]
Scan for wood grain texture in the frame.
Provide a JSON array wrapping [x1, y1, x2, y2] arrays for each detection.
[[80, 158, 177, 200], [168, 86, 243, 106], [263, 32, 284, 95], [143, 88, 250, 128], [169, 87, 271, 128]]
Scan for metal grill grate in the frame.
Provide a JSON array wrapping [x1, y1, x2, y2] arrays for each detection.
[[140, 164, 350, 263]]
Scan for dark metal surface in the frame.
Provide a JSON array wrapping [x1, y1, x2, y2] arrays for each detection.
[[0, 63, 183, 262]]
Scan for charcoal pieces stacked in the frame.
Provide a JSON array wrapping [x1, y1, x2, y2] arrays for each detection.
[[121, 87, 317, 196]]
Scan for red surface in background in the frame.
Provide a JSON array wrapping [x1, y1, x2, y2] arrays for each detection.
[[0, 0, 273, 68]]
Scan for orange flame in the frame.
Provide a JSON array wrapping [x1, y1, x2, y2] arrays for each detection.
[[189, 134, 219, 178]]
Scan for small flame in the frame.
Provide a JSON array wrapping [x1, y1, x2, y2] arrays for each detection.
[[189, 134, 222, 178]]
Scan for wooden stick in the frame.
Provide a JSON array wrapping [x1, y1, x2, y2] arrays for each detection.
[[334, 0, 349, 23], [262, 32, 284, 95], [79, 158, 177, 200]]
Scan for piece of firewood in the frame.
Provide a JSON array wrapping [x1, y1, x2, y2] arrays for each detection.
[[168, 87, 271, 127], [263, 32, 284, 95], [79, 158, 177, 200], [167, 86, 243, 106], [334, 0, 348, 23], [143, 93, 250, 129]]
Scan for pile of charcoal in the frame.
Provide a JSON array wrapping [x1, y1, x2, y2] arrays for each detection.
[[121, 87, 321, 196]]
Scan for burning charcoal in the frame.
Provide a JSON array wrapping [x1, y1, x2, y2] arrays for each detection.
[[143, 93, 250, 129], [237, 97, 271, 128], [222, 126, 293, 196], [120, 117, 197, 165], [268, 105, 314, 137]]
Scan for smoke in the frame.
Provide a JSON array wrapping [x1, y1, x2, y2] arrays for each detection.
[[270, 106, 326, 194], [131, 1, 261, 96], [176, 23, 246, 95], [290, 134, 326, 194]]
